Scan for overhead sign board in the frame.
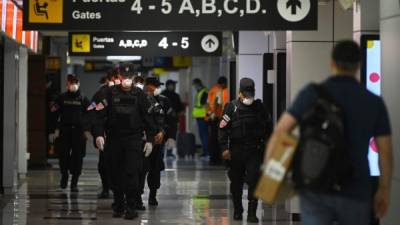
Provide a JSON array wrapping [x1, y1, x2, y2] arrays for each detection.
[[24, 0, 317, 31], [68, 32, 222, 56]]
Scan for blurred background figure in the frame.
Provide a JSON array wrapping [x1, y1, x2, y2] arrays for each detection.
[[192, 78, 209, 158], [206, 76, 228, 165], [161, 79, 184, 158]]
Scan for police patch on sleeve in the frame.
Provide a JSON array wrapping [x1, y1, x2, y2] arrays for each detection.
[[87, 102, 96, 111], [219, 120, 228, 128], [95, 102, 105, 111], [219, 114, 231, 128]]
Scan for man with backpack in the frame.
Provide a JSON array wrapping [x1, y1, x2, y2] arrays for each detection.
[[265, 40, 393, 225]]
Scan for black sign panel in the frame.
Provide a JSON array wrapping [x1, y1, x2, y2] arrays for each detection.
[[68, 32, 222, 56], [24, 0, 317, 31]]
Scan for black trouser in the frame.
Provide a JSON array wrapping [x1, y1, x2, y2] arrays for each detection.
[[98, 150, 109, 192], [57, 127, 86, 177], [139, 144, 165, 194], [105, 135, 143, 208], [209, 120, 221, 164], [228, 143, 263, 210]]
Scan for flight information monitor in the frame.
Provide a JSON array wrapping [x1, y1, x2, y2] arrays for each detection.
[[361, 35, 381, 176]]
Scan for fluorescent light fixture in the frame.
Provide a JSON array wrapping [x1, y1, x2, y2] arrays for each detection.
[[106, 56, 142, 61]]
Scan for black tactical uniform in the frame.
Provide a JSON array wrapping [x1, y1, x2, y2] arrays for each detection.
[[136, 77, 175, 209], [53, 90, 90, 191], [86, 84, 111, 198], [93, 85, 156, 219], [218, 78, 270, 223], [138, 92, 175, 208]]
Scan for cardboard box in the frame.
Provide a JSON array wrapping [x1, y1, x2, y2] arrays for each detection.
[[255, 132, 298, 204]]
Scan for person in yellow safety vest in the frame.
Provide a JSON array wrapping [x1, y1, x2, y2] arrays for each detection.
[[192, 78, 209, 157], [206, 77, 228, 165]]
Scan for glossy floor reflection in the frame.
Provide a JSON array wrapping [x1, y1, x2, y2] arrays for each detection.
[[0, 152, 297, 225]]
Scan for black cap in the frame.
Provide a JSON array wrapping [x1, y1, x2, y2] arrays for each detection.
[[134, 75, 144, 84], [218, 76, 227, 85], [120, 66, 134, 78], [145, 77, 164, 87], [67, 74, 79, 83], [166, 80, 178, 86], [239, 78, 255, 97]]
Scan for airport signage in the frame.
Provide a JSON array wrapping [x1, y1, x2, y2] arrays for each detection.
[[68, 32, 222, 56], [24, 0, 317, 31]]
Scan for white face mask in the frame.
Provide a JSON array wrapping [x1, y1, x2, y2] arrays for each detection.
[[154, 87, 163, 96], [135, 83, 144, 90], [242, 97, 254, 106], [114, 79, 121, 85], [68, 84, 79, 92], [121, 79, 133, 88], [108, 81, 115, 87]]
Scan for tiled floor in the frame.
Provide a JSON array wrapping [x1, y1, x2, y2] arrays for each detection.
[[0, 152, 297, 225]]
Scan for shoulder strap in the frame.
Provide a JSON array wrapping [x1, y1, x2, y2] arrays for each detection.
[[232, 99, 240, 113], [313, 83, 336, 105]]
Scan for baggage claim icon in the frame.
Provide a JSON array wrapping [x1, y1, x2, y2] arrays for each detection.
[[277, 0, 311, 22], [71, 34, 91, 53]]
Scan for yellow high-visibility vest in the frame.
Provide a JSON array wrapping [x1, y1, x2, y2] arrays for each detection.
[[192, 88, 208, 118]]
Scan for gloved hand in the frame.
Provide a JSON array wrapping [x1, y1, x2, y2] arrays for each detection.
[[54, 129, 60, 139], [166, 138, 176, 150], [48, 133, 55, 143], [143, 142, 153, 157], [96, 136, 105, 151]]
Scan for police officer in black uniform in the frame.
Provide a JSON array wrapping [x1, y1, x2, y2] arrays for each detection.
[[85, 75, 112, 199], [218, 78, 270, 223], [161, 80, 184, 158], [92, 74, 157, 220], [50, 74, 90, 192], [137, 77, 175, 209]]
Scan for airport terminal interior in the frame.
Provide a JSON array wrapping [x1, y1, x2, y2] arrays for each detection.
[[0, 0, 400, 224]]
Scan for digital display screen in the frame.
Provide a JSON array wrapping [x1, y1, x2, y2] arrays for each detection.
[[363, 37, 381, 176]]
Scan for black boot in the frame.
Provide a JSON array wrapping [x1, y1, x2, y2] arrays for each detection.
[[148, 190, 158, 206], [247, 200, 259, 223], [112, 203, 125, 218], [70, 175, 79, 192], [124, 207, 138, 220], [60, 174, 68, 189], [135, 194, 146, 211], [233, 199, 243, 221]]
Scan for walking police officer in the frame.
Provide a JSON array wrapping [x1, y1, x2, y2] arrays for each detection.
[[50, 74, 90, 192], [137, 77, 175, 209], [85, 75, 112, 199], [218, 78, 270, 223], [92, 74, 157, 220]]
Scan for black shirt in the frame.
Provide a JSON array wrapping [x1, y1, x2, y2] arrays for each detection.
[[161, 89, 184, 114]]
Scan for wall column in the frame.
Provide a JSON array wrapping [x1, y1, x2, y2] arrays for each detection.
[[236, 31, 269, 99], [380, 1, 400, 224], [17, 46, 28, 178], [2, 39, 18, 194]]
